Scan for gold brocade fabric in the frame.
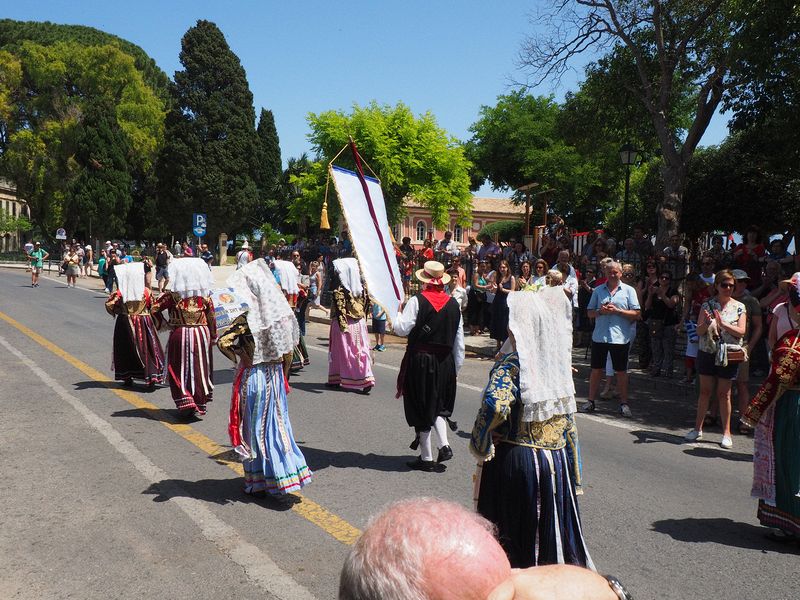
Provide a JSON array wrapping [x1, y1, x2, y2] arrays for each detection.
[[105, 293, 150, 316], [331, 288, 366, 332], [217, 315, 255, 366], [743, 329, 800, 426]]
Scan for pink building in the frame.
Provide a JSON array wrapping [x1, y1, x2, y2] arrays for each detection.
[[394, 197, 525, 248]]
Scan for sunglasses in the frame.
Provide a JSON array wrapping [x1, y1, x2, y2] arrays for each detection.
[[622, 272, 634, 277], [718, 282, 734, 289]]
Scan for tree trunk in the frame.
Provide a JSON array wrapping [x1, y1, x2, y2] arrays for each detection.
[[656, 162, 687, 249]]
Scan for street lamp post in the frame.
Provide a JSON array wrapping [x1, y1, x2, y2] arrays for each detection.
[[619, 143, 638, 239]]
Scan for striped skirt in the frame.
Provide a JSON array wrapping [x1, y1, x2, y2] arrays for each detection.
[[328, 318, 374, 391], [477, 443, 595, 569], [231, 362, 311, 496], [164, 325, 214, 414], [112, 314, 165, 385]]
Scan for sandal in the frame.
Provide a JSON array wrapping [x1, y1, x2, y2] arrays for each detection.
[[579, 401, 596, 413]]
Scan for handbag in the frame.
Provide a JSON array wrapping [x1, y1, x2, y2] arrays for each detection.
[[726, 346, 747, 364]]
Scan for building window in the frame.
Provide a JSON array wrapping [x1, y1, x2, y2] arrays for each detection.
[[416, 220, 426, 241], [453, 224, 463, 243], [391, 223, 400, 240]]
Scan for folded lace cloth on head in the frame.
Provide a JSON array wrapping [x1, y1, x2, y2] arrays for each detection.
[[168, 257, 214, 298], [227, 259, 299, 364], [272, 260, 300, 296], [114, 262, 145, 303], [333, 257, 363, 297], [508, 286, 577, 422]]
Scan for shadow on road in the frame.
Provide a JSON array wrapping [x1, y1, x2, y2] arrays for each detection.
[[630, 430, 684, 445], [110, 406, 201, 424], [213, 369, 235, 385], [289, 381, 328, 395], [141, 478, 294, 511], [74, 380, 162, 394], [652, 517, 800, 554], [683, 446, 753, 462], [299, 445, 412, 473]]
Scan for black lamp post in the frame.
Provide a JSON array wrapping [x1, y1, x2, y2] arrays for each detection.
[[619, 143, 638, 239]]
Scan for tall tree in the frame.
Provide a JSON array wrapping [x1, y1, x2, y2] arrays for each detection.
[[519, 1, 756, 245], [0, 42, 163, 240], [254, 108, 284, 224], [156, 20, 260, 242], [66, 100, 134, 240], [300, 101, 472, 230]]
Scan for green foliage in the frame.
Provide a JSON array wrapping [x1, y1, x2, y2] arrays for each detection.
[[304, 101, 473, 230], [156, 20, 261, 242], [0, 19, 170, 99], [0, 206, 32, 233], [255, 108, 284, 223], [0, 40, 165, 240], [478, 220, 524, 243], [67, 100, 134, 239]]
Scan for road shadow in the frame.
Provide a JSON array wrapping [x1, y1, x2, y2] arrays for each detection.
[[651, 517, 800, 554], [299, 445, 413, 473], [683, 445, 753, 462], [630, 430, 684, 445], [213, 369, 235, 385], [74, 380, 162, 394], [110, 406, 201, 424], [141, 478, 294, 512], [289, 381, 327, 395]]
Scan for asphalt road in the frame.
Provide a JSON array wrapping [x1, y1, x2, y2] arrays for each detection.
[[0, 267, 796, 600]]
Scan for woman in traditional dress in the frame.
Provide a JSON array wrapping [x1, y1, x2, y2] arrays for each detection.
[[105, 262, 165, 388], [273, 258, 310, 372], [471, 286, 594, 569], [327, 258, 375, 393], [218, 259, 311, 499], [741, 272, 800, 542], [152, 257, 216, 417]]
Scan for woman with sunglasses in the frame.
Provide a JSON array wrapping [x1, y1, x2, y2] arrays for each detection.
[[644, 270, 680, 377], [685, 270, 746, 449], [531, 258, 549, 287]]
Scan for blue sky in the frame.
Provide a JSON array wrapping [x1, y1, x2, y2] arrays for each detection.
[[7, 1, 731, 198]]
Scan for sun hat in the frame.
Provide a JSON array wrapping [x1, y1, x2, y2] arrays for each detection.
[[241, 241, 249, 249], [731, 269, 750, 281], [415, 261, 451, 285], [779, 272, 800, 292]]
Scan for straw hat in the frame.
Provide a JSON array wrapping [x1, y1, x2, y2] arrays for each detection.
[[779, 272, 800, 292], [415, 260, 451, 285]]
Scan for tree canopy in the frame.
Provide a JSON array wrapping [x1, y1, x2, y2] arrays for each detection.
[[155, 20, 261, 242], [300, 101, 473, 231]]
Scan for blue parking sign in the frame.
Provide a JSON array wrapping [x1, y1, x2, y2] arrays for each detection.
[[193, 213, 207, 237]]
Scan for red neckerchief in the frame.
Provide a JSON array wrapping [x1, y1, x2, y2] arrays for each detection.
[[421, 285, 450, 312]]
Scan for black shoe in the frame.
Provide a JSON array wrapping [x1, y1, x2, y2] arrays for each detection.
[[409, 435, 420, 450], [437, 445, 453, 463], [446, 417, 458, 431], [406, 457, 445, 472], [122, 378, 133, 387], [357, 385, 373, 395]]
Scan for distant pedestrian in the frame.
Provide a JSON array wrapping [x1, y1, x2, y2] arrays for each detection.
[[236, 241, 252, 270], [27, 242, 49, 287], [182, 241, 194, 257], [97, 250, 109, 292], [371, 300, 387, 352], [64, 244, 81, 288], [84, 244, 94, 277], [154, 243, 171, 292], [200, 243, 213, 268]]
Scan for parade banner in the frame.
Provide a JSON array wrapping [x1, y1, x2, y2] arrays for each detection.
[[210, 287, 250, 332], [329, 160, 404, 325]]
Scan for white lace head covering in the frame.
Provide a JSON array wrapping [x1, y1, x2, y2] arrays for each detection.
[[227, 259, 299, 364], [168, 257, 214, 298], [272, 260, 300, 296], [333, 258, 363, 296], [507, 287, 576, 422], [115, 262, 145, 303]]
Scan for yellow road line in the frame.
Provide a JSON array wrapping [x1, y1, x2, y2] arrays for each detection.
[[0, 309, 362, 546]]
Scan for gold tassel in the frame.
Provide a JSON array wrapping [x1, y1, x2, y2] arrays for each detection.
[[320, 200, 330, 230]]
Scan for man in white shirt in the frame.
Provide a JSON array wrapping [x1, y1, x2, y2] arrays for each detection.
[[436, 231, 460, 261]]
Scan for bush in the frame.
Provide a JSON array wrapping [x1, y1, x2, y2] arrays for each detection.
[[478, 220, 525, 242]]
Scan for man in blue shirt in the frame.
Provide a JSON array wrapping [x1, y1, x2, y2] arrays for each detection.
[[583, 261, 641, 416]]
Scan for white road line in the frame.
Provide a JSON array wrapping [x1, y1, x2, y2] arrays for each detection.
[[0, 334, 318, 600]]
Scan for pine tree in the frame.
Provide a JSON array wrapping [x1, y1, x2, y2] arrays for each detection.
[[156, 20, 260, 243], [255, 108, 284, 225]]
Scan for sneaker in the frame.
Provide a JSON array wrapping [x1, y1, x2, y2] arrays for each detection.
[[684, 429, 703, 442], [720, 435, 733, 449], [619, 404, 632, 418], [579, 401, 596, 413], [377, 345, 386, 352]]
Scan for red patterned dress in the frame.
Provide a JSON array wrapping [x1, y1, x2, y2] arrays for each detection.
[[105, 288, 165, 386], [152, 292, 216, 415]]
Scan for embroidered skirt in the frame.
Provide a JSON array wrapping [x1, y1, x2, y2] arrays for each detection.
[[756, 391, 800, 536], [477, 443, 595, 570], [112, 314, 165, 384], [164, 325, 214, 414], [328, 318, 375, 391], [230, 363, 311, 495]]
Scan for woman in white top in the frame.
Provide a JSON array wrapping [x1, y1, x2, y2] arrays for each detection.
[[236, 241, 252, 269]]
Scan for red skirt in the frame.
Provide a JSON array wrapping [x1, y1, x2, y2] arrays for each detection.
[[112, 314, 165, 385], [165, 325, 214, 413]]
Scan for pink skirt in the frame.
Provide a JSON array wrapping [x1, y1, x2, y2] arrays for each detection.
[[328, 318, 375, 391]]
